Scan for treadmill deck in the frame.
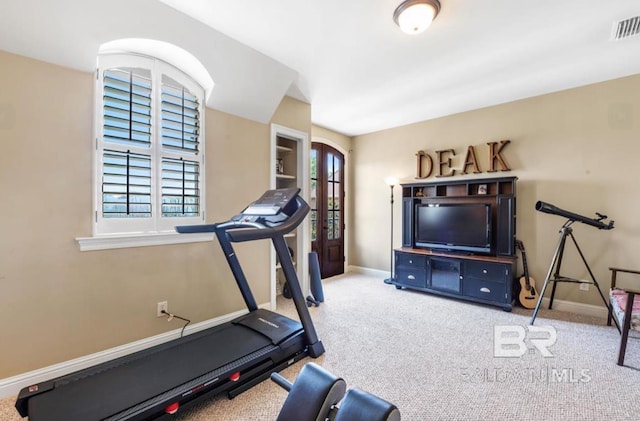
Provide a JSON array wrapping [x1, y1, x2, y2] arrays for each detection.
[[27, 310, 303, 421]]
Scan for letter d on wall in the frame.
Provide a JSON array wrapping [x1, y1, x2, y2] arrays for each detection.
[[415, 150, 433, 179]]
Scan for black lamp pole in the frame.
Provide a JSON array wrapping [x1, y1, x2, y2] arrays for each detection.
[[383, 182, 396, 284]]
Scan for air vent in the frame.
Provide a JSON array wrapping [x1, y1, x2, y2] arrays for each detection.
[[613, 16, 640, 40]]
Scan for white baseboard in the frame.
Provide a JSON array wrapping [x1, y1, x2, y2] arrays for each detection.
[[347, 265, 390, 279], [0, 304, 271, 399], [539, 297, 609, 318], [347, 265, 609, 319]]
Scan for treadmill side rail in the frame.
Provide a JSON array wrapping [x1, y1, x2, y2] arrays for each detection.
[[233, 309, 303, 345], [15, 380, 54, 417]]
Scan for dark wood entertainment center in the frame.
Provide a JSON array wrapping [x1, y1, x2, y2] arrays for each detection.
[[393, 176, 517, 311]]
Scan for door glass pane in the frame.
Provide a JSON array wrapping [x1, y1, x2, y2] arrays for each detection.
[[310, 179, 317, 210], [334, 213, 340, 240], [310, 149, 317, 179], [334, 156, 341, 182], [327, 182, 334, 211], [328, 210, 334, 240], [327, 153, 334, 181], [311, 210, 317, 241], [311, 147, 318, 242]]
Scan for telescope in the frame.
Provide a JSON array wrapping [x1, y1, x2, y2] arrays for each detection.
[[530, 200, 614, 326], [535, 201, 614, 230]]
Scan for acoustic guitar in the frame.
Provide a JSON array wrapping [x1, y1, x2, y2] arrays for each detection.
[[515, 240, 538, 309]]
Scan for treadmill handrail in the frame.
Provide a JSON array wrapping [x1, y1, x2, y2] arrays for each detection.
[[175, 220, 263, 234], [175, 223, 217, 233]]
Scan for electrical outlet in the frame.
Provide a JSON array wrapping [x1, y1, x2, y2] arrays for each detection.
[[157, 301, 168, 317], [579, 282, 589, 291]]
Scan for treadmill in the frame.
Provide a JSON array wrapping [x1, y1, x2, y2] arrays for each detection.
[[15, 188, 325, 420]]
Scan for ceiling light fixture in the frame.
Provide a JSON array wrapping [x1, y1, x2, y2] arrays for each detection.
[[393, 0, 441, 35]]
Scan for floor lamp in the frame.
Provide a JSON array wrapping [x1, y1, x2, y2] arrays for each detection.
[[383, 177, 398, 284]]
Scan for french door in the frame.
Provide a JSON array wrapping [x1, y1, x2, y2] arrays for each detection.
[[310, 143, 345, 278]]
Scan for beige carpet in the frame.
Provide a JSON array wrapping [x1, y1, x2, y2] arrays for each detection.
[[2, 272, 639, 420]]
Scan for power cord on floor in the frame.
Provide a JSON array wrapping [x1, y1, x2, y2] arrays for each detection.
[[161, 310, 191, 338]]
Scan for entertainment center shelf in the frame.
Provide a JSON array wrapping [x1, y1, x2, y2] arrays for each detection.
[[394, 176, 517, 311], [397, 247, 517, 264], [404, 178, 515, 198]]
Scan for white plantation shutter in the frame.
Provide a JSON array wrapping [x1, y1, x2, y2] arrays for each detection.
[[161, 158, 200, 217], [103, 69, 152, 147], [95, 54, 205, 235], [160, 77, 201, 218], [161, 82, 200, 153], [102, 150, 152, 218]]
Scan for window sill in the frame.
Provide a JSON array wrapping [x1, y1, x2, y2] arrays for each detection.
[[76, 232, 214, 251]]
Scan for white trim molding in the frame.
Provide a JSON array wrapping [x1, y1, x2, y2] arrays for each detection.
[[348, 266, 609, 318], [348, 265, 390, 279], [539, 297, 609, 319], [76, 232, 214, 251]]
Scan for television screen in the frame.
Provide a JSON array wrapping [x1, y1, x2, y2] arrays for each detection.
[[415, 203, 491, 253]]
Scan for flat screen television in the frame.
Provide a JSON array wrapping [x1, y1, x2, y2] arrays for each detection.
[[415, 203, 491, 254]]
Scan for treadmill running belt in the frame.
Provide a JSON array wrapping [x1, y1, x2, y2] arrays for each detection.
[[29, 324, 273, 421]]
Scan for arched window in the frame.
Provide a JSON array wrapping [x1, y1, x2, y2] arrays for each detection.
[[95, 53, 205, 235]]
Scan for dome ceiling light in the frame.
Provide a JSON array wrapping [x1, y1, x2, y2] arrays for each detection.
[[393, 0, 441, 35]]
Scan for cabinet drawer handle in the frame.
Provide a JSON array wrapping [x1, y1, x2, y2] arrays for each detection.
[[480, 287, 491, 293], [482, 269, 488, 274], [407, 275, 416, 280], [409, 259, 413, 264]]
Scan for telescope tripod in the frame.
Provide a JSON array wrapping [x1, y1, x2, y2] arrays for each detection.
[[530, 222, 610, 325]]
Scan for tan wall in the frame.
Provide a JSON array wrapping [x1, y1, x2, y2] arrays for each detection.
[[352, 74, 640, 306], [272, 96, 311, 135], [0, 50, 310, 378]]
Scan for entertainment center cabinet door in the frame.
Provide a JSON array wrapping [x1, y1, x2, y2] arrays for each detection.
[[462, 261, 509, 305], [429, 258, 461, 294], [394, 252, 427, 288]]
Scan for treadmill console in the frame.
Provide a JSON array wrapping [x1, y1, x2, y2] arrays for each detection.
[[241, 188, 299, 216], [232, 188, 300, 227]]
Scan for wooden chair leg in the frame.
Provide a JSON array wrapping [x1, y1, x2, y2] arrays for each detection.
[[618, 291, 635, 366]]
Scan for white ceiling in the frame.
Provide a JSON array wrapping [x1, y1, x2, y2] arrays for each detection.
[[2, 0, 640, 136]]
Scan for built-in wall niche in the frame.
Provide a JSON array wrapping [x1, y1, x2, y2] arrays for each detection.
[[276, 136, 297, 187], [270, 125, 310, 308]]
